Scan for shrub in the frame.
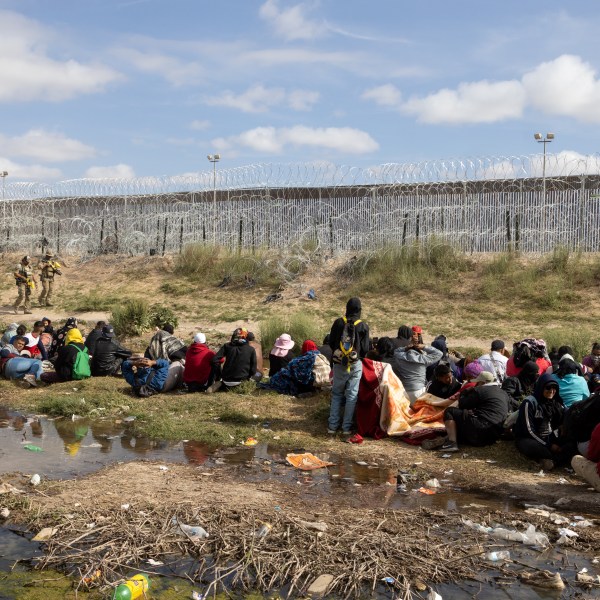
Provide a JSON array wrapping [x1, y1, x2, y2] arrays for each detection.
[[259, 312, 324, 355], [111, 300, 178, 336], [540, 328, 596, 362]]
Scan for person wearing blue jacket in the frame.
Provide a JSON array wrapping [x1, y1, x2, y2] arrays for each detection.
[[122, 357, 183, 396]]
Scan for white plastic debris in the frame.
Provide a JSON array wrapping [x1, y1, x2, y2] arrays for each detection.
[[557, 527, 579, 544], [462, 519, 549, 546], [121, 504, 130, 511], [523, 503, 555, 511], [147, 558, 164, 566], [556, 477, 568, 484], [572, 520, 594, 528], [172, 517, 209, 541], [427, 590, 443, 600], [426, 478, 441, 488], [192, 591, 205, 600], [158, 465, 169, 471], [30, 474, 41, 486], [535, 470, 546, 477], [525, 508, 551, 518], [0, 508, 10, 518]]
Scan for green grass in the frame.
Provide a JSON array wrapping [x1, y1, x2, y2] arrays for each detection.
[[111, 299, 179, 336], [259, 311, 325, 354], [61, 292, 120, 312], [337, 238, 472, 294]]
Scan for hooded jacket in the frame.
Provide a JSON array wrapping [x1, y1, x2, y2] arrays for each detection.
[[328, 297, 370, 365], [212, 339, 257, 383], [393, 345, 443, 392], [513, 373, 564, 445], [184, 342, 215, 385]]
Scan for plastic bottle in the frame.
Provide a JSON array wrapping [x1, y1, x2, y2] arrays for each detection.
[[485, 550, 510, 562], [112, 574, 150, 600], [255, 522, 272, 538]]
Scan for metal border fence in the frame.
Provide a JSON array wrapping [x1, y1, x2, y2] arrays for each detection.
[[2, 154, 600, 255]]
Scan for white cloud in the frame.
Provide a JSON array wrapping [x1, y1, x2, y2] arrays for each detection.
[[84, 164, 136, 179], [0, 129, 96, 163], [115, 47, 204, 86], [205, 84, 319, 113], [0, 10, 122, 102], [363, 54, 600, 125], [212, 125, 378, 155], [0, 157, 62, 181], [287, 89, 319, 110], [362, 84, 402, 107], [523, 55, 600, 123], [190, 119, 210, 131], [402, 80, 526, 124], [259, 0, 326, 41]]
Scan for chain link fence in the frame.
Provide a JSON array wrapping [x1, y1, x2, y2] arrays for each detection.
[[2, 154, 600, 255]]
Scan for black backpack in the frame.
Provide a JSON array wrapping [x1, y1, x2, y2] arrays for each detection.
[[513, 343, 532, 368], [563, 393, 600, 443], [333, 317, 362, 371]]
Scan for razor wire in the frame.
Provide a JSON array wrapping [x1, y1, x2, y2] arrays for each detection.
[[1, 153, 600, 256]]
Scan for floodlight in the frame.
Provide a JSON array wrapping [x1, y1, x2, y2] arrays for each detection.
[[546, 133, 555, 140], [534, 133, 542, 140]]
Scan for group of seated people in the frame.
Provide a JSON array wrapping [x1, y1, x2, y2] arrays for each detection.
[[2, 315, 599, 493]]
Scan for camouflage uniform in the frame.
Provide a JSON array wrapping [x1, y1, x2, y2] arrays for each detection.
[[14, 258, 34, 314], [38, 254, 60, 307]]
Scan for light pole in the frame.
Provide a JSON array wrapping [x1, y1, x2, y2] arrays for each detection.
[[0, 171, 7, 201], [207, 154, 220, 243], [534, 132, 554, 201], [534, 133, 554, 241]]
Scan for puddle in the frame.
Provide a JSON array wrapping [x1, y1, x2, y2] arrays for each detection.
[[1, 407, 599, 599]]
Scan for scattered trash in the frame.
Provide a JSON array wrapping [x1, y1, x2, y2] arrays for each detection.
[[425, 478, 440, 488], [191, 591, 205, 600], [82, 569, 102, 586], [417, 487, 436, 495], [23, 444, 43, 452], [525, 508, 551, 518], [172, 518, 209, 541], [32, 527, 58, 541], [0, 483, 23, 495], [307, 574, 334, 596], [147, 558, 164, 566], [255, 521, 272, 538], [30, 474, 41, 486], [557, 527, 579, 544], [242, 437, 258, 446], [485, 460, 497, 464], [355, 460, 369, 466], [577, 572, 600, 584], [158, 465, 169, 471], [523, 503, 555, 511], [573, 515, 585, 520], [347, 433, 363, 444], [485, 550, 511, 562], [299, 520, 328, 532], [440, 454, 452, 459], [427, 590, 443, 600], [286, 453, 334, 471], [463, 519, 549, 546], [0, 508, 10, 518], [443, 469, 454, 475], [535, 470, 546, 477], [518, 570, 564, 590], [112, 573, 150, 600], [381, 577, 395, 584], [262, 422, 271, 429], [121, 504, 130, 511], [556, 477, 568, 484], [263, 293, 283, 304], [555, 497, 570, 507], [307, 288, 316, 300], [123, 416, 136, 423], [572, 519, 594, 528], [412, 462, 423, 466]]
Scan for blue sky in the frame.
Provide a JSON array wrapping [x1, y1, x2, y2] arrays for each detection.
[[1, 0, 600, 182]]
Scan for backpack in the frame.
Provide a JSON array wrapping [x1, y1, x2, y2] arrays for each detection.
[[72, 346, 91, 380], [513, 343, 532, 368], [312, 353, 332, 387], [563, 393, 600, 443], [333, 317, 362, 371]]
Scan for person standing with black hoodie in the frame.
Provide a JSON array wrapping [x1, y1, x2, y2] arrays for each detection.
[[327, 297, 370, 436]]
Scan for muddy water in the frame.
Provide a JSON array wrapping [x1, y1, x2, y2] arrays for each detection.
[[1, 407, 599, 599]]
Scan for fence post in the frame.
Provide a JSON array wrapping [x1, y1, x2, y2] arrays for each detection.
[[114, 218, 119, 253], [515, 213, 520, 251], [155, 218, 161, 251], [401, 212, 408, 247], [505, 209, 511, 244], [203, 223, 206, 243], [329, 216, 334, 257], [416, 213, 420, 241], [579, 175, 586, 251], [162, 218, 168, 256], [100, 217, 105, 251], [251, 220, 255, 255], [57, 221, 61, 254], [238, 218, 243, 255], [179, 216, 184, 253]]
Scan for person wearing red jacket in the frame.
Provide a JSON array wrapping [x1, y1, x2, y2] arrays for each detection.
[[183, 333, 216, 392], [571, 422, 600, 492]]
